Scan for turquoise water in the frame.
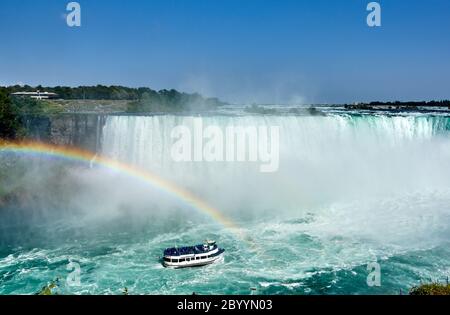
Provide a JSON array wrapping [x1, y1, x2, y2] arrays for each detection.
[[1, 113, 450, 295], [1, 212, 449, 295]]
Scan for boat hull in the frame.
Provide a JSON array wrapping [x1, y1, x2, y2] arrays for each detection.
[[163, 249, 224, 269]]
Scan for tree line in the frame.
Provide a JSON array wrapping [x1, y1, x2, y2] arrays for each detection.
[[3, 84, 200, 100], [367, 100, 450, 107], [0, 85, 228, 139], [345, 100, 450, 110], [3, 84, 226, 113]]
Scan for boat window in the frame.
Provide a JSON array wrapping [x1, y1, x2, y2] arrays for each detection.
[[172, 259, 178, 263], [196, 257, 200, 260], [179, 258, 185, 262], [163, 257, 171, 262]]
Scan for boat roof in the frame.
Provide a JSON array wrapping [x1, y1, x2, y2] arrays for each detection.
[[164, 244, 215, 257]]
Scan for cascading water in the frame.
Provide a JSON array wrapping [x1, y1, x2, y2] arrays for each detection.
[[101, 114, 450, 217], [99, 114, 450, 293], [1, 112, 450, 294]]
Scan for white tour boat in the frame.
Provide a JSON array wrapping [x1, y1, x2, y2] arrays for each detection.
[[162, 240, 225, 268]]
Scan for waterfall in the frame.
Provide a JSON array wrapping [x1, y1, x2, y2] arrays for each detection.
[[101, 114, 450, 218], [2, 113, 450, 294]]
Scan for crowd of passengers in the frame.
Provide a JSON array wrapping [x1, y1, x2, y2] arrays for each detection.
[[164, 244, 214, 256]]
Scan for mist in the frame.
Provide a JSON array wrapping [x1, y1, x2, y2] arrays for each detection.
[[2, 113, 450, 253], [100, 114, 450, 250], [2, 112, 450, 294]]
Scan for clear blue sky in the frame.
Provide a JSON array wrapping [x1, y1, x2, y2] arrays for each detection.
[[0, 0, 449, 104]]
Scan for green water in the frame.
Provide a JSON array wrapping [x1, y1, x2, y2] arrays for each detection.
[[1, 213, 449, 295], [1, 113, 450, 295]]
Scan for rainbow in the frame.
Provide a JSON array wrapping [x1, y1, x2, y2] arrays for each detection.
[[0, 141, 239, 231]]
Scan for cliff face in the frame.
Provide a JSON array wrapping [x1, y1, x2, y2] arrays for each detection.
[[23, 114, 106, 152]]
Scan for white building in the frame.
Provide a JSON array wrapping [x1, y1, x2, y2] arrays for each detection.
[[11, 91, 59, 100]]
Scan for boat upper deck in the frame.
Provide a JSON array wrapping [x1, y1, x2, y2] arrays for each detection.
[[164, 244, 217, 257]]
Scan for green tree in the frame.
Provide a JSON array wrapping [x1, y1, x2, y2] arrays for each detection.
[[410, 283, 450, 295], [0, 90, 21, 140]]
